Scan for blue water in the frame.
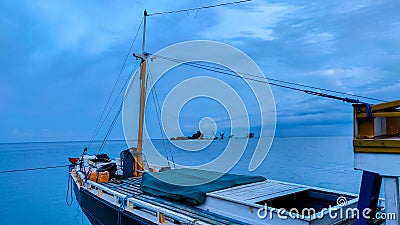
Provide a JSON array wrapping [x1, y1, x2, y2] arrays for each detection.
[[0, 137, 362, 224]]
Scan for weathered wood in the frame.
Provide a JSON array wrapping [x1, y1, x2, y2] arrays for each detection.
[[354, 139, 400, 148], [357, 111, 400, 118], [358, 100, 400, 113], [357, 119, 375, 138], [354, 138, 400, 153], [158, 212, 166, 223], [134, 59, 147, 177], [386, 117, 400, 136], [354, 147, 400, 154]]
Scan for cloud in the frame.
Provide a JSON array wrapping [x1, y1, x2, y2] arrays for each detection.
[[305, 32, 334, 44], [369, 81, 400, 100], [315, 67, 385, 89], [200, 1, 296, 41], [29, 1, 143, 55]]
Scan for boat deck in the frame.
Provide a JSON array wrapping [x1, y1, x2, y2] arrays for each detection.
[[74, 170, 248, 224], [102, 177, 143, 196], [73, 168, 389, 225]]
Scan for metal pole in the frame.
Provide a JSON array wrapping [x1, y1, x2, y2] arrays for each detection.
[[142, 10, 147, 54]]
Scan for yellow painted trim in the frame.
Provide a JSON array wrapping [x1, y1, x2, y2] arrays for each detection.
[[354, 146, 400, 154], [358, 100, 400, 112], [357, 111, 400, 118], [354, 139, 400, 148], [371, 100, 400, 112]]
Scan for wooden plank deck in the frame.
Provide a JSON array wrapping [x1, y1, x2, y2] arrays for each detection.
[[102, 177, 143, 196]]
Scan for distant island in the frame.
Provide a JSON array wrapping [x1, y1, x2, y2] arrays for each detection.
[[170, 131, 256, 140], [170, 131, 204, 140]]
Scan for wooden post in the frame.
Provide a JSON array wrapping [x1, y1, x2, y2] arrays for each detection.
[[384, 177, 400, 225], [128, 201, 134, 210], [158, 212, 166, 223]]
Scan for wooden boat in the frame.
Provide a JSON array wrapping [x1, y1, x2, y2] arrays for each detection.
[[69, 9, 392, 225], [71, 166, 368, 225]]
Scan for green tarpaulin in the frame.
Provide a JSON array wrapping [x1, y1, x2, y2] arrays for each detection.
[[140, 168, 266, 205]]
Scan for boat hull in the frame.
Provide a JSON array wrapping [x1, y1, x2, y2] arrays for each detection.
[[73, 181, 156, 225]]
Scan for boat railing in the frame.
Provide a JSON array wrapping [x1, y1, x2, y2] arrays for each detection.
[[74, 170, 208, 224]]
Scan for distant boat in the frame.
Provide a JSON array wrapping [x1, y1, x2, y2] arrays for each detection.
[[247, 132, 255, 138], [212, 130, 218, 140]]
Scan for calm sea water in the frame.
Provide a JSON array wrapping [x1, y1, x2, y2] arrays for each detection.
[[0, 137, 362, 225]]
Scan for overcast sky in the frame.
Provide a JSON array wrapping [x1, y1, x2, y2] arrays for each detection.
[[1, 0, 399, 143]]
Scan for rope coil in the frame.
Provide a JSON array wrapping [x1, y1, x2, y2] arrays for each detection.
[[365, 103, 374, 118], [66, 165, 74, 206]]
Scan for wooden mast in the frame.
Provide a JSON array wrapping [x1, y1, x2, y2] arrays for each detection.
[[132, 10, 148, 177]]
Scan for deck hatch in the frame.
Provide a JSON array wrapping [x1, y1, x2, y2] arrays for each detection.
[[257, 189, 356, 216], [208, 180, 308, 203]]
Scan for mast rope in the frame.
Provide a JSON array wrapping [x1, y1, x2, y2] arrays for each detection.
[[142, 151, 150, 171], [146, 67, 170, 167], [97, 102, 123, 153], [88, 18, 144, 150], [147, 0, 253, 16], [153, 54, 386, 104], [66, 165, 74, 206], [147, 64, 176, 168], [155, 55, 385, 103], [0, 164, 70, 174], [97, 61, 140, 153]]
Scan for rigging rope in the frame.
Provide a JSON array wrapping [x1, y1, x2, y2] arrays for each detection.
[[148, 0, 253, 16], [98, 102, 124, 153], [153, 54, 385, 104], [147, 69, 170, 167], [147, 65, 176, 168], [0, 164, 70, 174], [88, 18, 144, 149], [155, 54, 385, 103], [97, 61, 140, 153]]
